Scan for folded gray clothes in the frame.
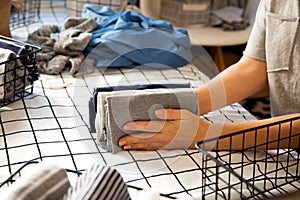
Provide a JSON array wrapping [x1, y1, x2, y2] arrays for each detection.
[[95, 88, 199, 153], [0, 47, 31, 101]]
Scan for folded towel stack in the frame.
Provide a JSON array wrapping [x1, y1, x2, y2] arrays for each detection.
[[94, 84, 198, 153], [0, 36, 39, 103]]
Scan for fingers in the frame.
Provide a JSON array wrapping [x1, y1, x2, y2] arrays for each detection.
[[123, 109, 192, 132], [118, 133, 164, 151], [123, 120, 165, 132], [120, 109, 197, 151], [155, 109, 191, 120]]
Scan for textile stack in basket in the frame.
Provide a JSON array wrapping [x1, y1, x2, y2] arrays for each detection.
[[0, 35, 39, 106]]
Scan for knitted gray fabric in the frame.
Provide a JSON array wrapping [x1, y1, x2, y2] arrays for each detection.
[[28, 18, 97, 76], [54, 29, 92, 52], [43, 54, 70, 75], [96, 88, 198, 153], [61, 17, 97, 32]]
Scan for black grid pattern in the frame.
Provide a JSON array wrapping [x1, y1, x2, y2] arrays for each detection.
[[3, 1, 299, 199], [197, 116, 300, 199]]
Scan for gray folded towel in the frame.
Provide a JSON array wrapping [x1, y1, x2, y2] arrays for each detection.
[[96, 88, 199, 153]]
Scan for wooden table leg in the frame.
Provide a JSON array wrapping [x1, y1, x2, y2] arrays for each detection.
[[214, 46, 226, 72]]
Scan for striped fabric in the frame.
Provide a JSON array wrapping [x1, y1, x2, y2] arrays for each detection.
[[64, 164, 131, 200], [2, 163, 70, 200]]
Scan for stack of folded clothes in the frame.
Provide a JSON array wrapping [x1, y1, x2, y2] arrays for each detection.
[[92, 83, 199, 153], [0, 36, 39, 101]]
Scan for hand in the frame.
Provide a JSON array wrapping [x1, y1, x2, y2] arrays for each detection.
[[118, 109, 209, 151]]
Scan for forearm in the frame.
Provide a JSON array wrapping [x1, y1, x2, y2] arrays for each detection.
[[193, 113, 300, 150], [196, 56, 267, 115]]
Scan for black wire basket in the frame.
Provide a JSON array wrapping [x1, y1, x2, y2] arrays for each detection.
[[196, 116, 300, 199], [0, 36, 40, 107], [10, 0, 41, 30]]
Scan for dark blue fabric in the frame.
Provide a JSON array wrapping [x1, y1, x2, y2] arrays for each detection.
[[0, 36, 39, 83], [81, 4, 192, 69], [0, 37, 31, 56]]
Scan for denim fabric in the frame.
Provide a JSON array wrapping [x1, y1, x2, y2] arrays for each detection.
[[82, 4, 192, 69]]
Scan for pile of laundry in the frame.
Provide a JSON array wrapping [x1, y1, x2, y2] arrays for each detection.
[[28, 4, 193, 76], [28, 18, 98, 76]]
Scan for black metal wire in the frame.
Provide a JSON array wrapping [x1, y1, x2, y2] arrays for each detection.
[[0, 160, 39, 188], [196, 116, 300, 199]]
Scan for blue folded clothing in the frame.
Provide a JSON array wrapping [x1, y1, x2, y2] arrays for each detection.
[[82, 4, 193, 69]]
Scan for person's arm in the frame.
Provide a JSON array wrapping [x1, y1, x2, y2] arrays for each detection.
[[118, 56, 299, 151], [118, 55, 269, 150], [197, 55, 267, 115], [119, 109, 300, 151], [194, 113, 300, 151]]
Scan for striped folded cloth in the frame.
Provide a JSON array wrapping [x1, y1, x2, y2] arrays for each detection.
[[64, 164, 131, 200]]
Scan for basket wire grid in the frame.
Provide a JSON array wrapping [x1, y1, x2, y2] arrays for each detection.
[[0, 36, 40, 107], [196, 116, 300, 199], [10, 0, 41, 30]]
